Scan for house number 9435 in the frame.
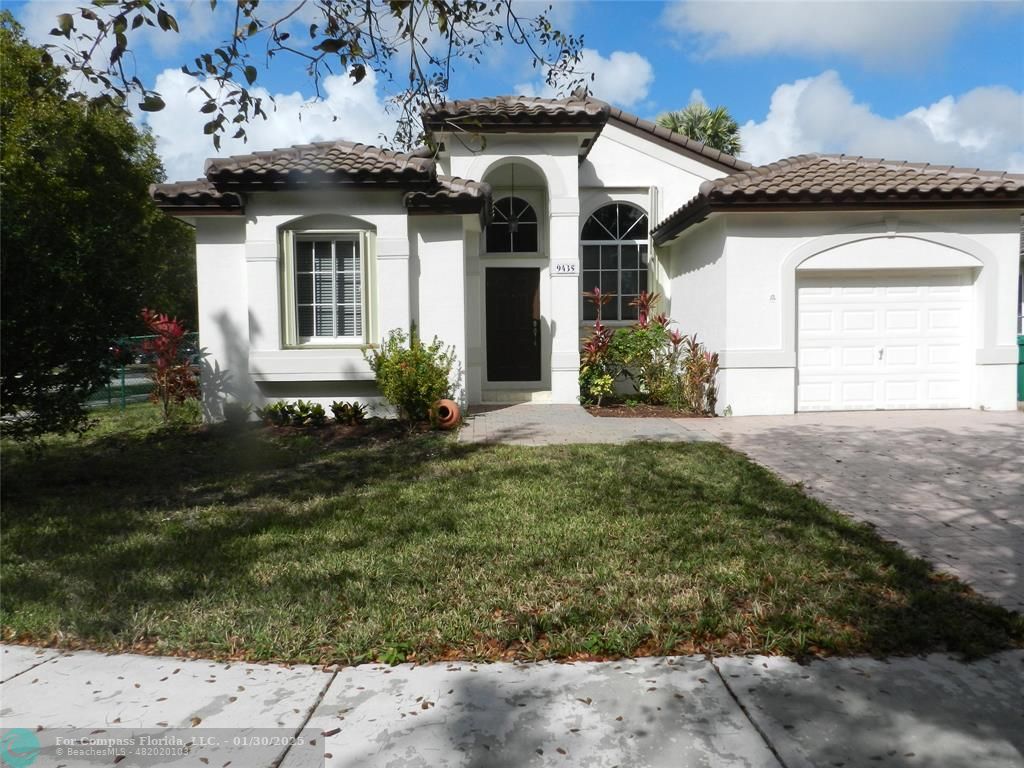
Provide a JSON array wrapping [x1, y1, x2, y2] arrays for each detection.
[[552, 261, 578, 275]]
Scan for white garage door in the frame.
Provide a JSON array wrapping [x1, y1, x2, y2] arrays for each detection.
[[797, 270, 973, 411]]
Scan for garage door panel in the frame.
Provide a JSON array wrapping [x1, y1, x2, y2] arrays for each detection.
[[928, 308, 962, 329], [797, 270, 971, 411], [885, 309, 919, 331], [927, 378, 963, 401], [884, 345, 918, 366], [928, 345, 961, 365], [799, 346, 832, 369], [841, 346, 876, 367], [841, 310, 877, 331], [841, 380, 876, 405], [799, 310, 833, 332]]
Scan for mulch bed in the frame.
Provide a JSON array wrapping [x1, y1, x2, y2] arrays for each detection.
[[585, 403, 708, 418], [258, 417, 443, 445]]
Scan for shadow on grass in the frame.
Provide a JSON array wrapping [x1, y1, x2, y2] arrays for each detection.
[[1, 413, 1021, 663]]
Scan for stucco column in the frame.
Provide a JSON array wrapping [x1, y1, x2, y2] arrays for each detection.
[[375, 235, 411, 343], [548, 194, 581, 403], [413, 217, 468, 405], [244, 238, 281, 352]]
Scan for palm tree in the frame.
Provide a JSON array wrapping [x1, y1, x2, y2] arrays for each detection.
[[656, 103, 742, 156]]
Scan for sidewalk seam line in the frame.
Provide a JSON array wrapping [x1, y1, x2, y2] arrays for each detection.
[[273, 666, 339, 768], [711, 658, 790, 768], [0, 652, 62, 684]]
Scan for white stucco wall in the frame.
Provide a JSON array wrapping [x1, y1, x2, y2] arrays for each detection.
[[411, 215, 471, 404], [445, 135, 584, 403], [667, 209, 1022, 415], [581, 122, 727, 220], [193, 217, 250, 420], [192, 189, 417, 414]]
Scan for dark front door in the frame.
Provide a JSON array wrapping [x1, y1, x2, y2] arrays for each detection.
[[486, 267, 541, 382]]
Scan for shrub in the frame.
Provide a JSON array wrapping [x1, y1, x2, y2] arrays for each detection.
[[331, 400, 367, 425], [578, 290, 720, 413], [222, 401, 252, 426], [256, 400, 328, 427], [366, 328, 455, 422], [681, 335, 720, 415], [580, 366, 614, 406], [256, 401, 291, 426], [290, 400, 327, 427], [140, 309, 200, 422]]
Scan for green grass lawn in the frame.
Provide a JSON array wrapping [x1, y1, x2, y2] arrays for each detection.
[[2, 403, 1020, 664]]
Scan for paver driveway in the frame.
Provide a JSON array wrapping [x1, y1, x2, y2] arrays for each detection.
[[698, 410, 1024, 612]]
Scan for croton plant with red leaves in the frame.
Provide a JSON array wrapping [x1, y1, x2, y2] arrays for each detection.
[[141, 309, 200, 421]]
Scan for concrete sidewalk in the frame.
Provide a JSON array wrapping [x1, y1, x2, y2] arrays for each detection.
[[459, 403, 713, 445], [3, 644, 1022, 767]]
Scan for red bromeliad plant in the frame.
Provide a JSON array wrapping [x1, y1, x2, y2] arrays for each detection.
[[579, 288, 617, 405], [629, 291, 664, 329], [681, 334, 720, 415], [583, 286, 614, 321], [140, 308, 199, 421]]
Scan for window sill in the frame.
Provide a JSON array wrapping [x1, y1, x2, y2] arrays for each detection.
[[249, 348, 374, 382]]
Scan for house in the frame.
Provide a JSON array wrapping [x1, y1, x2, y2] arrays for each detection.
[[152, 95, 1024, 417]]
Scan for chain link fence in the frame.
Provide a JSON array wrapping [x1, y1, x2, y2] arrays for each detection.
[[86, 332, 199, 409]]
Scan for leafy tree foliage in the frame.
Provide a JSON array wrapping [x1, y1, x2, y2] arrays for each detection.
[[1, 14, 195, 439], [656, 103, 742, 156], [44, 0, 585, 149]]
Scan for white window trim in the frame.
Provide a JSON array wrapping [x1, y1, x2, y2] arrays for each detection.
[[579, 203, 652, 324], [483, 191, 545, 258], [579, 239, 650, 324], [280, 227, 378, 349]]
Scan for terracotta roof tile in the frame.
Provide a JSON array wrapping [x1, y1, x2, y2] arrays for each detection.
[[204, 140, 436, 187], [422, 93, 750, 171], [149, 178, 244, 211], [404, 175, 492, 216], [422, 95, 609, 132], [653, 154, 1024, 244]]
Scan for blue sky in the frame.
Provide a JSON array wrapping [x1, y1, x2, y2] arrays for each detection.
[[12, 0, 1024, 180]]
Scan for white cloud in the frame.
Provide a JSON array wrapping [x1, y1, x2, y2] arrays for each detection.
[[663, 0, 975, 66], [17, 0, 225, 56], [515, 48, 654, 108], [147, 68, 396, 181], [739, 71, 1024, 171]]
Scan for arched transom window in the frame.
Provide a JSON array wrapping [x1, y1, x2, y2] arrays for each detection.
[[486, 196, 538, 253], [581, 203, 649, 321]]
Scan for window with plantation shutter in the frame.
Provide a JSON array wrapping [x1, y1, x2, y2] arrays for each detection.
[[294, 235, 363, 342]]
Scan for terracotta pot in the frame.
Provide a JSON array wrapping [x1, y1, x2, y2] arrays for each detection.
[[433, 398, 461, 430]]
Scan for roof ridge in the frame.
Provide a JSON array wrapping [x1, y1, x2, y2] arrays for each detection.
[[597, 101, 752, 172]]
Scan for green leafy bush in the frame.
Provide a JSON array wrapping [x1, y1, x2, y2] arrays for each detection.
[[256, 401, 293, 426], [290, 400, 327, 427], [331, 400, 367, 425], [579, 289, 719, 413], [366, 328, 456, 422], [579, 365, 614, 406], [680, 335, 720, 415], [257, 400, 328, 427]]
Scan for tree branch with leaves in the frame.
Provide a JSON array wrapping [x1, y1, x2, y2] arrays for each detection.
[[45, 0, 586, 150]]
